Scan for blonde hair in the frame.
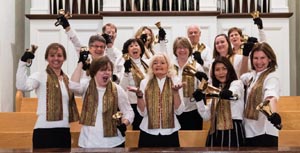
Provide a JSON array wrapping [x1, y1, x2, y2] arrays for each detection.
[[146, 53, 176, 79]]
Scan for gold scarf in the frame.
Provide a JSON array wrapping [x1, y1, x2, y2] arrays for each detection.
[[80, 80, 118, 137], [209, 98, 233, 135], [144, 47, 155, 59], [131, 59, 148, 87], [46, 65, 79, 122], [174, 61, 196, 98], [145, 77, 175, 129], [245, 68, 275, 120]]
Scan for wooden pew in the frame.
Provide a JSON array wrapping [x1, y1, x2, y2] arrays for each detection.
[[278, 96, 300, 112], [0, 112, 81, 149]]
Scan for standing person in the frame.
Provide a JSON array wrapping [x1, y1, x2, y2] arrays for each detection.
[[69, 56, 134, 148], [16, 43, 79, 149], [193, 56, 245, 147], [240, 42, 281, 147], [135, 26, 168, 63], [172, 37, 205, 130], [129, 53, 185, 147], [115, 38, 148, 130], [187, 25, 213, 74]]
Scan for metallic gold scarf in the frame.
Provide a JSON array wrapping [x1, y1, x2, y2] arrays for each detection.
[[245, 68, 275, 120], [46, 65, 79, 122], [131, 59, 148, 87], [144, 48, 155, 59], [80, 80, 118, 137], [209, 98, 233, 135], [145, 77, 175, 129]]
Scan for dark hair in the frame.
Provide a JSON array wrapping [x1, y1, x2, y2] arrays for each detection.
[[44, 43, 67, 60], [227, 27, 243, 37], [213, 34, 234, 59], [88, 34, 106, 47], [102, 23, 117, 33], [250, 42, 278, 70], [122, 38, 145, 57], [211, 56, 238, 89], [89, 56, 114, 78], [172, 37, 193, 57]]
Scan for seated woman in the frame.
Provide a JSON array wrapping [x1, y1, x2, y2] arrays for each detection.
[[129, 53, 185, 147], [193, 56, 245, 147], [69, 56, 134, 148]]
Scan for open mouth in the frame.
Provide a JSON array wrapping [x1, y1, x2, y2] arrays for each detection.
[[132, 50, 139, 55], [102, 76, 109, 82]]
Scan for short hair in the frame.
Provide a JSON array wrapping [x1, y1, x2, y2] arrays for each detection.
[[146, 53, 176, 79], [227, 27, 243, 37], [213, 34, 234, 58], [122, 38, 145, 57], [88, 34, 106, 47], [250, 42, 278, 70], [173, 37, 193, 57], [44, 43, 67, 60], [211, 56, 238, 89], [89, 56, 114, 78], [102, 23, 117, 33]]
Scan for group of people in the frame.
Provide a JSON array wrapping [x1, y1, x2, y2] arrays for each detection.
[[16, 14, 282, 149]]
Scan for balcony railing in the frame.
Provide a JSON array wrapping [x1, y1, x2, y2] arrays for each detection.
[[48, 0, 271, 15]]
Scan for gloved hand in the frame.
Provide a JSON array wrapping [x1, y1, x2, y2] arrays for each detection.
[[243, 42, 254, 56], [253, 17, 263, 29], [247, 37, 258, 43], [193, 52, 204, 65], [117, 123, 127, 137], [193, 89, 206, 104], [78, 50, 90, 71], [101, 33, 112, 44], [124, 59, 132, 73], [268, 112, 281, 126], [112, 74, 118, 82], [21, 52, 35, 62], [219, 89, 233, 100], [195, 71, 208, 81], [56, 14, 70, 29], [158, 28, 166, 41], [140, 33, 148, 44]]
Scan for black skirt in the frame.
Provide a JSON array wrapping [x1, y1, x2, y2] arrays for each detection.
[[206, 119, 245, 147], [33, 127, 71, 149], [177, 109, 203, 130], [138, 130, 180, 147]]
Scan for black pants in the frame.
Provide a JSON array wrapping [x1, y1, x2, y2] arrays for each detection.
[[246, 134, 278, 147], [138, 130, 179, 147], [33, 128, 71, 149], [177, 109, 203, 130], [131, 104, 143, 130]]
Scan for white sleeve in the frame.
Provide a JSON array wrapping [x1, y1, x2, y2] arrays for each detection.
[[66, 29, 84, 56], [117, 85, 135, 124], [229, 80, 244, 101], [16, 60, 39, 91], [196, 99, 212, 121], [258, 29, 267, 42], [69, 79, 89, 96]]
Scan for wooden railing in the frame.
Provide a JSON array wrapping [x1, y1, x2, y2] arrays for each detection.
[[48, 0, 271, 15]]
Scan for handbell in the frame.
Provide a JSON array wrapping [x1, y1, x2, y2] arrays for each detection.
[[55, 9, 72, 26], [112, 111, 123, 125], [25, 44, 38, 65], [256, 100, 282, 130], [250, 11, 260, 19], [155, 21, 161, 29], [123, 53, 130, 60], [183, 63, 197, 76]]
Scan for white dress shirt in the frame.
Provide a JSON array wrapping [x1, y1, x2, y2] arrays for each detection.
[[240, 69, 280, 138], [192, 42, 213, 74], [16, 61, 70, 129], [137, 76, 185, 135], [69, 80, 134, 148]]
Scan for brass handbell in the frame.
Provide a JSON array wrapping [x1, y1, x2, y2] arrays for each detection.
[[250, 11, 260, 19], [256, 100, 282, 130], [183, 63, 208, 91], [55, 9, 72, 26], [154, 21, 168, 43], [112, 111, 123, 125], [25, 44, 38, 66]]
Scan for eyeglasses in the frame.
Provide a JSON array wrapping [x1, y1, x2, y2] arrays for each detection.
[[91, 45, 106, 49]]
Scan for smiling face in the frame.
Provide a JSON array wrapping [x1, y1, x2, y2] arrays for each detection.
[[89, 41, 106, 59], [128, 41, 142, 59], [95, 63, 112, 87], [252, 50, 271, 72], [187, 25, 201, 45], [175, 45, 190, 61], [46, 47, 65, 70], [103, 25, 117, 43], [215, 35, 229, 57], [152, 56, 168, 79], [214, 63, 228, 84]]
